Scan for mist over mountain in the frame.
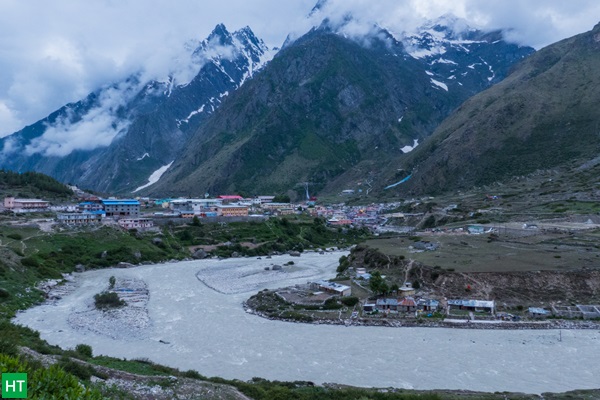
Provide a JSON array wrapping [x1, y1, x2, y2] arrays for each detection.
[[0, 24, 270, 193], [0, 11, 535, 197]]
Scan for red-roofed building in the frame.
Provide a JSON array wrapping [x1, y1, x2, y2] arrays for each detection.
[[398, 297, 417, 313]]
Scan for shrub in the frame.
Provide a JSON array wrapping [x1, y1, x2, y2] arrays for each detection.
[[7, 233, 23, 240], [341, 296, 359, 307], [21, 256, 40, 267], [94, 292, 125, 309], [108, 276, 116, 289], [75, 344, 93, 359], [0, 287, 10, 299]]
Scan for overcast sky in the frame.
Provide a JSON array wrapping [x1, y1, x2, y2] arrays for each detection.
[[0, 0, 598, 137]]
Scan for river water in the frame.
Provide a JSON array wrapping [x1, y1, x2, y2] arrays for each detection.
[[13, 252, 600, 394]]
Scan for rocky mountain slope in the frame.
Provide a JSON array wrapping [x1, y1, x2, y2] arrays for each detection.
[[147, 18, 532, 198], [0, 24, 270, 194], [394, 22, 600, 196]]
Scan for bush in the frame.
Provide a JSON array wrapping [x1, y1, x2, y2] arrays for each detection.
[[94, 292, 125, 309], [0, 287, 10, 299], [21, 256, 40, 267], [75, 344, 93, 359], [341, 296, 359, 307], [7, 233, 23, 240], [108, 276, 116, 289]]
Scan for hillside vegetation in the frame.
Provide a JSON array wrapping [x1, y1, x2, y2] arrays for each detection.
[[148, 27, 515, 199], [0, 170, 73, 201], [396, 22, 600, 195]]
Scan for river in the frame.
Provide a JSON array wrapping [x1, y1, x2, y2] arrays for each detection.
[[13, 252, 600, 394]]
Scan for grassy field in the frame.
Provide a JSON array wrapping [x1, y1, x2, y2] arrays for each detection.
[[364, 230, 600, 273]]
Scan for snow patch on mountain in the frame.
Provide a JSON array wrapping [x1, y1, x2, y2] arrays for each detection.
[[132, 161, 174, 193], [430, 79, 448, 91], [401, 139, 419, 153], [137, 153, 149, 161]]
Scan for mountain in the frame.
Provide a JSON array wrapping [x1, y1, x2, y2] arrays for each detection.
[[146, 18, 533, 198], [0, 24, 270, 193], [394, 21, 600, 195]]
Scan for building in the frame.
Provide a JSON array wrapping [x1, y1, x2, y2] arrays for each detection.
[[398, 297, 418, 313], [218, 195, 244, 204], [4, 197, 49, 210], [78, 201, 104, 212], [310, 280, 351, 297], [448, 299, 495, 314], [261, 202, 292, 212], [57, 212, 102, 225], [217, 205, 249, 217], [118, 218, 154, 230], [417, 298, 440, 312], [277, 207, 296, 216], [376, 298, 398, 311], [528, 307, 551, 318], [467, 225, 485, 235], [398, 282, 416, 297], [257, 196, 275, 204], [170, 198, 222, 212], [102, 199, 140, 217]]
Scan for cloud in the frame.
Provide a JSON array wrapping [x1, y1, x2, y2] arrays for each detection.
[[24, 81, 138, 157], [0, 0, 598, 139]]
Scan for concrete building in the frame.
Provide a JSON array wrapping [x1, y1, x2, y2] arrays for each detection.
[[118, 218, 154, 230], [448, 299, 495, 314], [310, 280, 351, 297], [217, 205, 249, 217], [57, 212, 102, 225], [170, 198, 222, 212], [4, 197, 49, 210], [102, 199, 140, 217]]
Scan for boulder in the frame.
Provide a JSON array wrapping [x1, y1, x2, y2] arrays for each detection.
[[74, 264, 85, 273], [152, 237, 163, 245], [192, 249, 208, 259], [272, 264, 282, 270], [289, 251, 301, 257], [117, 262, 135, 268]]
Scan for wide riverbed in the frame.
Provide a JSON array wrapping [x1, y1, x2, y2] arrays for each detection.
[[14, 252, 600, 394]]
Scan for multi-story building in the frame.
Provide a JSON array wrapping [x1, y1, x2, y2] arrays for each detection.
[[217, 205, 249, 217], [57, 212, 102, 225], [102, 199, 140, 217], [4, 197, 49, 210], [118, 218, 154, 230]]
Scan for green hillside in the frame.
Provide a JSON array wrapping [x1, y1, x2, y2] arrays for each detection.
[[0, 170, 73, 201], [148, 29, 478, 199], [395, 22, 600, 196]]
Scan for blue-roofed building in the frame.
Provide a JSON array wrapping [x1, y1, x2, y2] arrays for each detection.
[[448, 299, 495, 314], [102, 199, 140, 217], [528, 307, 551, 318]]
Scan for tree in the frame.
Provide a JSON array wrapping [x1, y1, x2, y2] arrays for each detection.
[[369, 271, 388, 295], [108, 276, 116, 289], [273, 194, 291, 203]]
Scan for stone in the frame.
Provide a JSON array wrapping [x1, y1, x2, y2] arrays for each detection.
[[192, 249, 208, 259], [289, 251, 301, 257]]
